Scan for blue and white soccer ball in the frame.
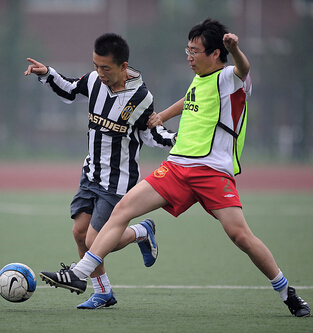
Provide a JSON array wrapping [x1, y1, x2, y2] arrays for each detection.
[[0, 263, 37, 302]]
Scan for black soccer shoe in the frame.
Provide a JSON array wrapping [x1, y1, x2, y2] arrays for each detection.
[[284, 287, 311, 317], [40, 262, 87, 295]]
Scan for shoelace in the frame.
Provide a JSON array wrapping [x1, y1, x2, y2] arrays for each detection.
[[59, 262, 71, 271], [288, 293, 306, 309]]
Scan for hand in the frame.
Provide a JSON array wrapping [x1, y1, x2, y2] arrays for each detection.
[[223, 33, 239, 53], [147, 112, 163, 129], [24, 58, 48, 76], [223, 33, 250, 80]]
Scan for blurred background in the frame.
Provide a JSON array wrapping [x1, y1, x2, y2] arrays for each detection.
[[1, 0, 313, 165]]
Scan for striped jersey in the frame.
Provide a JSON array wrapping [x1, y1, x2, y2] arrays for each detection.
[[39, 66, 175, 195]]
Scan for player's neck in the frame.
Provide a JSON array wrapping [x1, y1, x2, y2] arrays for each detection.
[[111, 72, 132, 93]]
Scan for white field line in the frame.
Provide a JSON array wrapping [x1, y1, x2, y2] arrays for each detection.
[[36, 285, 313, 290]]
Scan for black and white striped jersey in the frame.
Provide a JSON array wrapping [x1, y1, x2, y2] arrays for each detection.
[[39, 66, 175, 195]]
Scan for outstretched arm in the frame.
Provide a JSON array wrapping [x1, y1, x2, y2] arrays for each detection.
[[24, 58, 89, 103], [24, 58, 49, 76], [223, 33, 250, 81]]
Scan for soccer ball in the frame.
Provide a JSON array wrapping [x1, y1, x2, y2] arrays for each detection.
[[0, 263, 37, 302]]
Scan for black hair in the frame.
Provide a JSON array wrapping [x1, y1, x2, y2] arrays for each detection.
[[188, 18, 229, 63], [94, 33, 129, 65]]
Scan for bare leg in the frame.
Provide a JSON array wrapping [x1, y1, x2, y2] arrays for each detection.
[[72, 212, 90, 259], [86, 224, 136, 254], [213, 207, 279, 280], [89, 180, 167, 259], [85, 225, 136, 278], [113, 228, 137, 251]]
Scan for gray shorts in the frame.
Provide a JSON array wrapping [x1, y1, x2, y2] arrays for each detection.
[[70, 172, 123, 232]]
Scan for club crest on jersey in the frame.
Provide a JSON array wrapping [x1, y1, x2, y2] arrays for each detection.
[[121, 103, 134, 120], [154, 165, 169, 178]]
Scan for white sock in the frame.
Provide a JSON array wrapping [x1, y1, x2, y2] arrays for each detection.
[[269, 269, 289, 301], [129, 223, 147, 242], [72, 251, 102, 279], [91, 273, 111, 294]]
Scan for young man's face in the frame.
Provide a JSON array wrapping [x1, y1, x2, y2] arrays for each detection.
[[186, 37, 221, 76], [93, 52, 127, 90]]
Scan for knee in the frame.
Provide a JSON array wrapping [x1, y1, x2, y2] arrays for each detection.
[[110, 199, 131, 221], [229, 230, 253, 253], [113, 198, 128, 213], [72, 224, 87, 245]]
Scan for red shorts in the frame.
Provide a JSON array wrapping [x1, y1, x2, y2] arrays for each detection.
[[145, 161, 241, 218]]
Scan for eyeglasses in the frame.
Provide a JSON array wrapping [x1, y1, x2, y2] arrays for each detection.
[[185, 48, 209, 57]]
